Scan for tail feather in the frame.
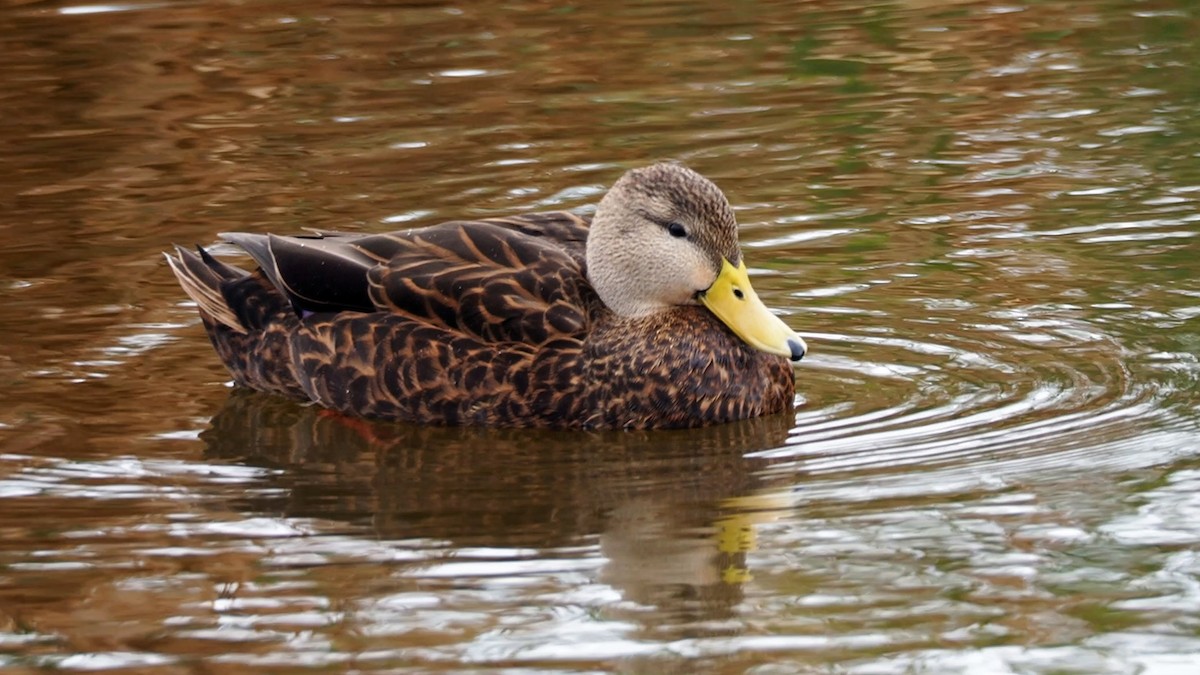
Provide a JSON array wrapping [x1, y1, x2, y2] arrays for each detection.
[[166, 243, 307, 398], [197, 245, 250, 281], [164, 245, 248, 334]]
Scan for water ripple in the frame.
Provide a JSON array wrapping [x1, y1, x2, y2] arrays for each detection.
[[774, 298, 1191, 490]]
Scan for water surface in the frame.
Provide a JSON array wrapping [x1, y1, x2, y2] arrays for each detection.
[[2, 0, 1199, 672]]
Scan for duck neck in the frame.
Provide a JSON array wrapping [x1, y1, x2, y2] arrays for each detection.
[[585, 228, 669, 318]]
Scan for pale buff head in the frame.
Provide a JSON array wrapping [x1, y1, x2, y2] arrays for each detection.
[[586, 162, 742, 317]]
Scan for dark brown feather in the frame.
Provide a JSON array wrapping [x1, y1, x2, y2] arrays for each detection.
[[166, 210, 794, 429], [365, 218, 590, 344]]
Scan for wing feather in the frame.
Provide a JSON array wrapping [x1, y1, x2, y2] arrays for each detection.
[[367, 213, 593, 345], [215, 211, 593, 347]]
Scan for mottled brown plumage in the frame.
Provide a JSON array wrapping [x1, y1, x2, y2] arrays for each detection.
[[166, 163, 803, 429]]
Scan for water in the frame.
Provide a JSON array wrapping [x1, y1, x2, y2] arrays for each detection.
[[2, 0, 1199, 672]]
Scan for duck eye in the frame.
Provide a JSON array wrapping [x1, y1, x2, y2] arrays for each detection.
[[667, 222, 687, 238]]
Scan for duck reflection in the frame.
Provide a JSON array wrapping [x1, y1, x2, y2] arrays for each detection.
[[202, 389, 796, 622]]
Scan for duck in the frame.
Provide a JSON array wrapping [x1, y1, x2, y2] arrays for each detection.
[[166, 162, 807, 429]]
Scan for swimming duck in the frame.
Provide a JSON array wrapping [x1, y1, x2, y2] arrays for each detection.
[[166, 162, 806, 429]]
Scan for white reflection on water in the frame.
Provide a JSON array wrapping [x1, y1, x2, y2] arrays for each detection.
[[57, 4, 161, 15], [1102, 470, 1200, 546]]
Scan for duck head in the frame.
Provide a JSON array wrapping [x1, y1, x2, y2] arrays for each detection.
[[586, 162, 807, 362]]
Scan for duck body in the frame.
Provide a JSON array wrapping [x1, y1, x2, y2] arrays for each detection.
[[168, 164, 802, 429]]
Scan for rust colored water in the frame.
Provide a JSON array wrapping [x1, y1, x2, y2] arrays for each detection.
[[2, 0, 1199, 672]]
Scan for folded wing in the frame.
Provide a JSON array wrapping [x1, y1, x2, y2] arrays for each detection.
[[219, 212, 593, 346]]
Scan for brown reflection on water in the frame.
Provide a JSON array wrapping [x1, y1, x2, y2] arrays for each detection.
[[2, 0, 1200, 670], [0, 392, 799, 665], [203, 391, 796, 618]]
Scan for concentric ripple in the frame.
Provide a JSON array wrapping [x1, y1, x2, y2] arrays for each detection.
[[752, 284, 1198, 496]]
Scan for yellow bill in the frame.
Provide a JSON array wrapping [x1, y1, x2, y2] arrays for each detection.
[[699, 259, 807, 362]]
